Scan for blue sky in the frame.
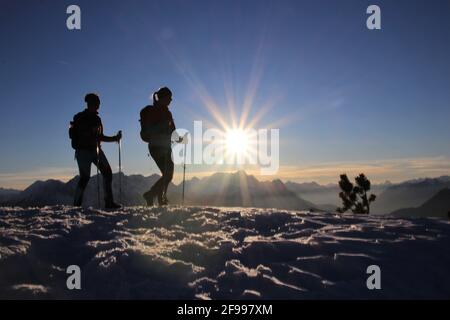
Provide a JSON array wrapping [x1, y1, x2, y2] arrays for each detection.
[[1, 0, 450, 188]]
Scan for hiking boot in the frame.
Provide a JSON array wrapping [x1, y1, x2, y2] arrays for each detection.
[[143, 190, 155, 206], [157, 193, 169, 206]]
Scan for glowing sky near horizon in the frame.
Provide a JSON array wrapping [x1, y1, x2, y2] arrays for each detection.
[[1, 0, 450, 189]]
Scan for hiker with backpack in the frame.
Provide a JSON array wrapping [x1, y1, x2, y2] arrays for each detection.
[[69, 93, 122, 209], [140, 87, 181, 206]]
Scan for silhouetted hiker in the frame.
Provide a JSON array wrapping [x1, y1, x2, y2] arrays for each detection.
[[140, 87, 181, 206], [69, 93, 122, 209]]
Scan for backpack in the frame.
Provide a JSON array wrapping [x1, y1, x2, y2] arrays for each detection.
[[69, 114, 80, 149], [139, 106, 163, 143], [68, 111, 88, 150], [69, 110, 102, 150], [139, 106, 152, 143], [139, 105, 175, 144]]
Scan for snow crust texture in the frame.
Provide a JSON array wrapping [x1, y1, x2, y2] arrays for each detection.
[[1, 206, 450, 299]]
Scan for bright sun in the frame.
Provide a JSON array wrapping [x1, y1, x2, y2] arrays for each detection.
[[225, 129, 249, 155]]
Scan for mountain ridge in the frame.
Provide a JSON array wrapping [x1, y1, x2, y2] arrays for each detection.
[[1, 171, 319, 211], [391, 188, 450, 218]]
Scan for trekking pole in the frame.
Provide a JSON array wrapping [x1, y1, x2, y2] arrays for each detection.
[[118, 131, 122, 204], [181, 133, 188, 206], [182, 142, 186, 205], [96, 145, 101, 208]]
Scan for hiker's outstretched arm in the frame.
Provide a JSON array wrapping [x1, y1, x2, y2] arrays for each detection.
[[100, 132, 121, 142], [100, 135, 116, 142], [99, 123, 121, 142]]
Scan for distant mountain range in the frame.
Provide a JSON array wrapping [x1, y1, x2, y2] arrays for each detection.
[[286, 176, 450, 218], [170, 171, 316, 210], [391, 188, 450, 219], [0, 188, 21, 203], [372, 176, 450, 215], [3, 174, 162, 208], [1, 173, 450, 218], [285, 180, 391, 210], [0, 171, 318, 211]]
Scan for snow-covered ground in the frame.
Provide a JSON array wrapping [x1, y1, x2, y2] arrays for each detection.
[[1, 205, 450, 299]]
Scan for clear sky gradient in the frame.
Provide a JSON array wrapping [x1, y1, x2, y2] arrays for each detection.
[[1, 0, 450, 189]]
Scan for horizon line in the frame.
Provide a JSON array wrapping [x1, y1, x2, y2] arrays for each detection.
[[2, 169, 450, 192]]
